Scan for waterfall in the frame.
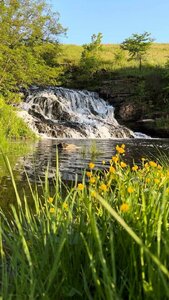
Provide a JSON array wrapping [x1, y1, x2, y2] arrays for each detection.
[[19, 87, 135, 138]]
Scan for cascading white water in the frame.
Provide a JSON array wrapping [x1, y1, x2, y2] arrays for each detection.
[[20, 87, 135, 138]]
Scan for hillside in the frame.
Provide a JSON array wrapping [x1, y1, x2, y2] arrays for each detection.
[[59, 43, 169, 69]]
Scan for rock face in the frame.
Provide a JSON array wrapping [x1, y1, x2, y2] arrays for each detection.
[[118, 102, 142, 121], [98, 75, 169, 137], [19, 86, 135, 139], [98, 76, 144, 123]]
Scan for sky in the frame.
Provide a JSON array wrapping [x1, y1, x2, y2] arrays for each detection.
[[49, 0, 169, 45]]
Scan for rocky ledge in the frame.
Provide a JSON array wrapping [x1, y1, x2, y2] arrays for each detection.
[[98, 76, 169, 138]]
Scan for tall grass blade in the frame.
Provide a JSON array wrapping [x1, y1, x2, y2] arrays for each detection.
[[95, 191, 169, 279]]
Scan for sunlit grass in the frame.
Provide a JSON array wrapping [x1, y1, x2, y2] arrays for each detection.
[[0, 97, 36, 153], [60, 43, 169, 70], [0, 145, 169, 299]]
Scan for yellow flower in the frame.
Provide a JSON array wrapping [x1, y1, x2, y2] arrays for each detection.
[[116, 145, 125, 154], [89, 162, 95, 169], [102, 160, 106, 165], [154, 178, 160, 184], [109, 166, 115, 173], [112, 155, 119, 163], [149, 161, 157, 168], [48, 197, 54, 203], [132, 165, 138, 171], [99, 183, 108, 192], [127, 186, 134, 193], [91, 190, 97, 198], [120, 161, 127, 168], [89, 177, 96, 184], [121, 144, 125, 149], [62, 202, 68, 210], [49, 207, 55, 214], [145, 178, 150, 183], [78, 183, 85, 191], [157, 164, 162, 170], [86, 171, 92, 177], [120, 203, 129, 213]]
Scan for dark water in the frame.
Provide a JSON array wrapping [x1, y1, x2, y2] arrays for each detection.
[[15, 138, 169, 180], [1, 138, 169, 209]]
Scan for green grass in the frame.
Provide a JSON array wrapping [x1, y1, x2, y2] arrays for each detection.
[[0, 96, 36, 142], [0, 145, 169, 299], [59, 43, 169, 70]]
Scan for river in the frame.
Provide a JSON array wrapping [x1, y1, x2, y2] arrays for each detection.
[[0, 138, 169, 210]]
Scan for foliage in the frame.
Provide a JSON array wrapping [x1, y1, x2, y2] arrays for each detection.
[[0, 146, 169, 299], [0, 0, 66, 97], [80, 33, 103, 75], [0, 0, 65, 47], [163, 59, 169, 95], [113, 48, 125, 67], [120, 32, 154, 70], [0, 97, 35, 140], [59, 43, 169, 91]]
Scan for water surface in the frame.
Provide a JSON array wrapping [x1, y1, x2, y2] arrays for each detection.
[[1, 138, 169, 209]]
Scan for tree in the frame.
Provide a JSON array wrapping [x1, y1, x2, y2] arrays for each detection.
[[114, 49, 125, 67], [80, 33, 103, 75], [0, 0, 66, 48], [120, 32, 154, 70], [0, 0, 66, 98]]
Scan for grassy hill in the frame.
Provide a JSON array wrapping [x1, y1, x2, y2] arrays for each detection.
[[59, 43, 169, 70]]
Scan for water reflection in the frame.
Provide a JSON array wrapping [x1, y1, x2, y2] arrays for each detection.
[[14, 138, 169, 181]]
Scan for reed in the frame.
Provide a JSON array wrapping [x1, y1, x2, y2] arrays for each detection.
[[81, 141, 102, 159], [0, 145, 169, 299]]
